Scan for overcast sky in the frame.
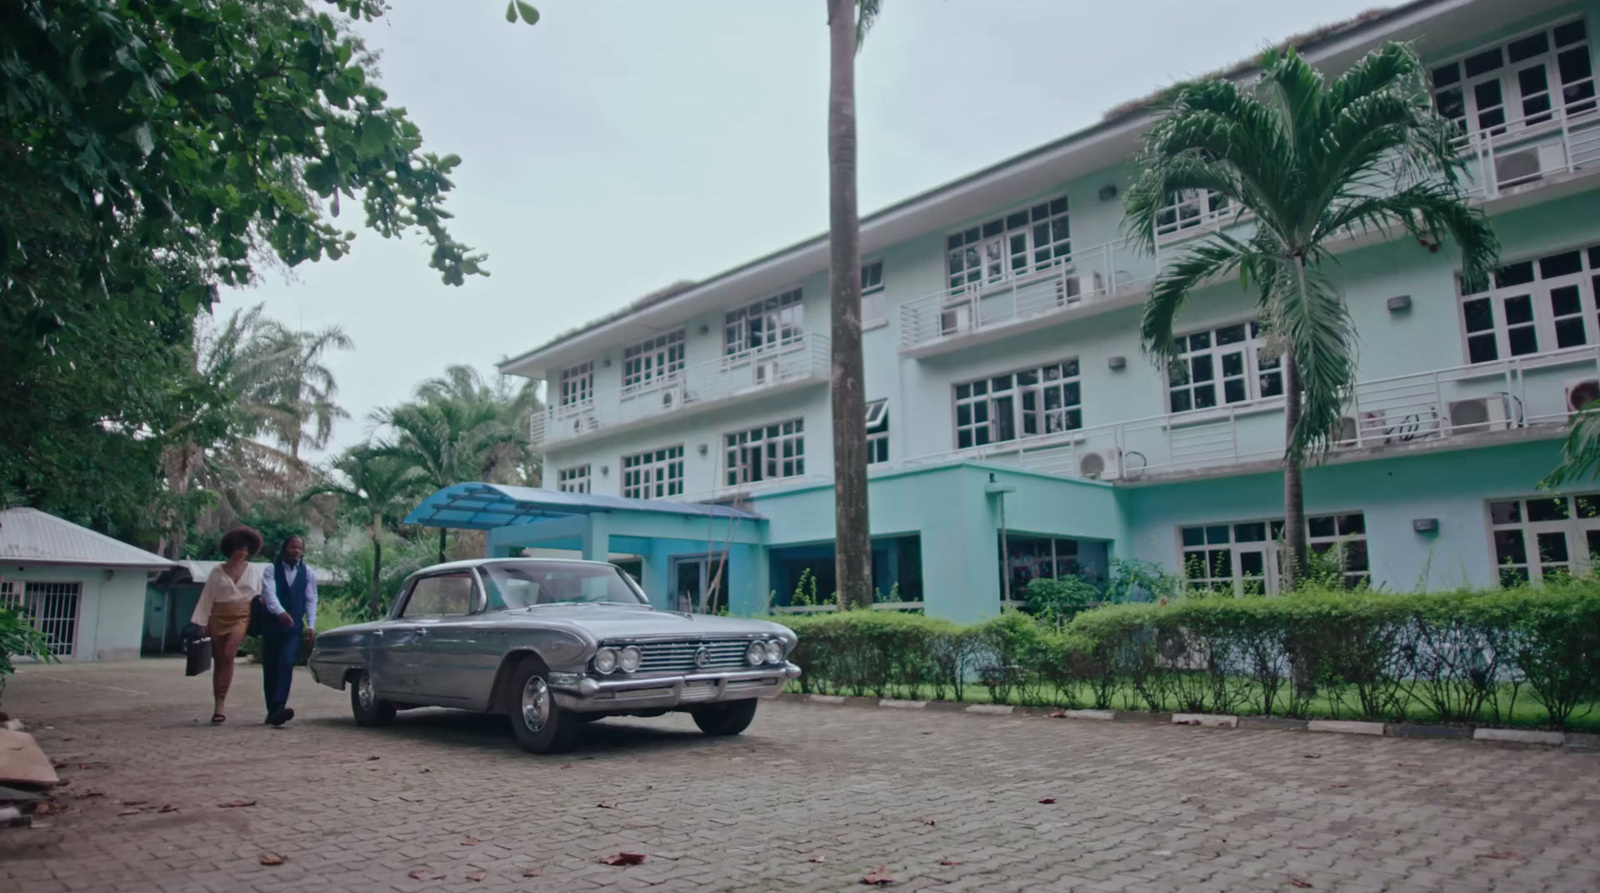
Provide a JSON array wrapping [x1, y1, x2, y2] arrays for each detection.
[[226, 0, 1381, 456]]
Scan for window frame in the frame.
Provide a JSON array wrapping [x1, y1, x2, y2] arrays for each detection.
[[724, 418, 806, 486], [953, 360, 1083, 450], [558, 361, 595, 409], [725, 288, 804, 357], [944, 195, 1071, 294], [1486, 492, 1600, 585], [1179, 513, 1370, 596], [622, 445, 685, 499], [1457, 243, 1600, 364], [398, 571, 485, 619], [861, 259, 887, 328], [1154, 188, 1236, 242], [866, 399, 889, 466], [1428, 16, 1596, 137], [1166, 320, 1284, 415], [621, 329, 686, 393], [556, 465, 591, 494]]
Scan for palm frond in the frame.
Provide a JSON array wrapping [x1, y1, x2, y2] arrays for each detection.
[[1543, 406, 1600, 487], [855, 0, 882, 53], [1272, 257, 1357, 457], [1139, 234, 1256, 360]]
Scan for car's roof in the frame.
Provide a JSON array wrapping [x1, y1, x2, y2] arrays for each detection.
[[404, 556, 617, 579]]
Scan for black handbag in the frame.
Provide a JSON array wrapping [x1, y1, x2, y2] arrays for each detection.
[[246, 595, 266, 639], [184, 635, 213, 677]]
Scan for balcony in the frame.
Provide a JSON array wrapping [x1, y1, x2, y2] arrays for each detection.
[[902, 347, 1600, 483], [897, 238, 1154, 357], [532, 334, 830, 450], [1455, 92, 1600, 204]]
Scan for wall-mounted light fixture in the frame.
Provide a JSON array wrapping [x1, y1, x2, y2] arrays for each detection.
[[600, 465, 610, 477], [1098, 184, 1119, 201], [1387, 295, 1413, 314], [1412, 517, 1439, 534], [699, 324, 710, 336], [1108, 355, 1127, 371], [601, 357, 612, 368], [697, 444, 709, 456]]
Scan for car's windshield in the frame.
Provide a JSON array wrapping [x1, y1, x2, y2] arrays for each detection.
[[480, 560, 648, 609]]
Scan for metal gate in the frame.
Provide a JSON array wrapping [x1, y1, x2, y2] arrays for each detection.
[[0, 580, 82, 657]]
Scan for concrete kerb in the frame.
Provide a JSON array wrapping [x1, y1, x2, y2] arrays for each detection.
[[782, 692, 1591, 751]]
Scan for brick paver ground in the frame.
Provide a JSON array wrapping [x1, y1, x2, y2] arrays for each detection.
[[0, 660, 1596, 893]]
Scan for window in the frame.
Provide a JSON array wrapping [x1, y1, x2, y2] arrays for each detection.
[[1489, 493, 1600, 584], [1180, 514, 1369, 595], [866, 399, 889, 465], [1168, 321, 1283, 413], [622, 330, 685, 391], [1155, 189, 1233, 239], [480, 560, 647, 608], [0, 581, 80, 657], [401, 573, 479, 617], [1000, 535, 1085, 600], [1431, 19, 1596, 134], [558, 361, 594, 408], [862, 260, 886, 327], [946, 197, 1071, 292], [1459, 246, 1600, 363], [725, 418, 805, 486], [622, 445, 684, 498], [725, 289, 803, 356], [954, 360, 1082, 449], [556, 465, 590, 494]]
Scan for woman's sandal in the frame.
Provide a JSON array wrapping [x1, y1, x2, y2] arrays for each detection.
[[210, 713, 226, 724]]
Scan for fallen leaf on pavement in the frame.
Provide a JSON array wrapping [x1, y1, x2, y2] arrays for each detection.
[[121, 800, 148, 806], [596, 802, 617, 809], [1480, 851, 1525, 860], [1295, 846, 1321, 851], [922, 818, 937, 826], [522, 868, 543, 877], [158, 805, 179, 814], [408, 868, 445, 880], [560, 763, 574, 769], [1330, 784, 1350, 789], [259, 853, 287, 866], [76, 790, 105, 799], [601, 852, 646, 866], [1289, 879, 1312, 889], [1302, 754, 1320, 759], [938, 859, 964, 866], [366, 755, 380, 761], [118, 809, 142, 817], [861, 866, 895, 885], [1038, 797, 1056, 804], [466, 871, 486, 882], [218, 800, 257, 808], [461, 837, 479, 846], [808, 856, 826, 864], [1047, 710, 1068, 718]]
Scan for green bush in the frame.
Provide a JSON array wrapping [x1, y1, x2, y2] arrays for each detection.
[[0, 607, 54, 703], [776, 582, 1600, 729]]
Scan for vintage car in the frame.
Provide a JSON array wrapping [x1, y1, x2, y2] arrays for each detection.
[[307, 557, 800, 753]]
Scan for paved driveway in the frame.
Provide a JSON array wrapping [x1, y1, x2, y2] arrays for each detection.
[[0, 661, 1596, 893]]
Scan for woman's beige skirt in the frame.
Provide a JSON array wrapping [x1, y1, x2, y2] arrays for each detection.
[[207, 599, 252, 640]]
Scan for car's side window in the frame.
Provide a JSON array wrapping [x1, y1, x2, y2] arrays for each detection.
[[400, 573, 478, 618]]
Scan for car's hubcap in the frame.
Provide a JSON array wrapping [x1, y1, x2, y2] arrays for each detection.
[[521, 676, 551, 733], [358, 674, 374, 711]]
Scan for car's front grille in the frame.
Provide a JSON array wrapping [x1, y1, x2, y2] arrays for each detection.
[[634, 640, 754, 673]]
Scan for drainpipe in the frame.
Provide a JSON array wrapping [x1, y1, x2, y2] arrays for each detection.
[[985, 473, 1018, 607]]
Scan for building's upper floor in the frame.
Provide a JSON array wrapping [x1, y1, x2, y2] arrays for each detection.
[[501, 0, 1600, 498]]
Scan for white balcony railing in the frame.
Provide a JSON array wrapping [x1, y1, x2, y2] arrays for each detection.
[[1455, 86, 1600, 202], [900, 346, 1600, 482], [532, 334, 830, 448], [897, 238, 1153, 352]]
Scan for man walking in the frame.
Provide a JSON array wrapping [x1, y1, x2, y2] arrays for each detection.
[[260, 534, 317, 727]]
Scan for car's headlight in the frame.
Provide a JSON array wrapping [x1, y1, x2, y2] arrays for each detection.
[[594, 647, 619, 674], [746, 640, 766, 666], [619, 645, 642, 673], [764, 640, 784, 664]]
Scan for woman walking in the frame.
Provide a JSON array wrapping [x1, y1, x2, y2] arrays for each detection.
[[191, 526, 265, 723]]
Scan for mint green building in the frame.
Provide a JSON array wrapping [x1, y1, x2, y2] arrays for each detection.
[[427, 0, 1600, 619]]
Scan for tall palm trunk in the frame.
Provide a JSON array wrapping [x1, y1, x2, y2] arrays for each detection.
[[826, 0, 872, 610], [1281, 353, 1307, 590], [371, 513, 385, 618]]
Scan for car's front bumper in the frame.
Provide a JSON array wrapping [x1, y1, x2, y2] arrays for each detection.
[[550, 662, 801, 713]]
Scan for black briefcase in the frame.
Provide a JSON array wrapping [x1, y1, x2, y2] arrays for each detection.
[[184, 636, 213, 677]]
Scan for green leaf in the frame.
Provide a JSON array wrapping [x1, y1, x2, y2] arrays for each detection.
[[515, 1, 540, 25], [505, 1, 518, 22]]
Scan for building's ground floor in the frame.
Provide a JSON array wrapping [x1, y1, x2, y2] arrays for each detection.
[[408, 436, 1582, 622], [1, 565, 150, 661]]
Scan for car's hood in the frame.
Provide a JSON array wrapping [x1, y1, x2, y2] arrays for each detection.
[[501, 604, 794, 639]]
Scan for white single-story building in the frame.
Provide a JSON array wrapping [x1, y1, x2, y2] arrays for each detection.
[[0, 508, 175, 661]]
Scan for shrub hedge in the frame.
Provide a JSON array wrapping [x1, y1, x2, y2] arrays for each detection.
[[777, 582, 1600, 729]]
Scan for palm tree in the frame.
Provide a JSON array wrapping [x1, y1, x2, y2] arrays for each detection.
[[301, 445, 422, 617], [1125, 44, 1497, 588], [257, 323, 354, 474], [415, 364, 542, 486], [826, 0, 881, 610]]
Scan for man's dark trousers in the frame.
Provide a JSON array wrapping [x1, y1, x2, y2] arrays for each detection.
[[263, 561, 308, 714]]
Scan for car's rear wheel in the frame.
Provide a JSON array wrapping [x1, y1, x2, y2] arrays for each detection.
[[349, 670, 397, 727], [691, 699, 758, 736], [507, 660, 581, 754]]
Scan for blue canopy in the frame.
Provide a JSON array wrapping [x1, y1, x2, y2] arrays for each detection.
[[404, 482, 762, 530]]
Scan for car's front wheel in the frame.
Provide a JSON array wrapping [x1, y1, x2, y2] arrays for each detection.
[[507, 660, 581, 754], [349, 670, 397, 727], [691, 699, 758, 736]]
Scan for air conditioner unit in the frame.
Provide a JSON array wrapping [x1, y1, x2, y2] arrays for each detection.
[[1077, 449, 1121, 480], [940, 302, 973, 336], [1060, 272, 1105, 304], [659, 384, 685, 410], [753, 358, 781, 386], [1332, 415, 1359, 447], [1495, 143, 1568, 188], [1447, 395, 1510, 435], [1332, 410, 1385, 448], [1567, 379, 1600, 413]]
